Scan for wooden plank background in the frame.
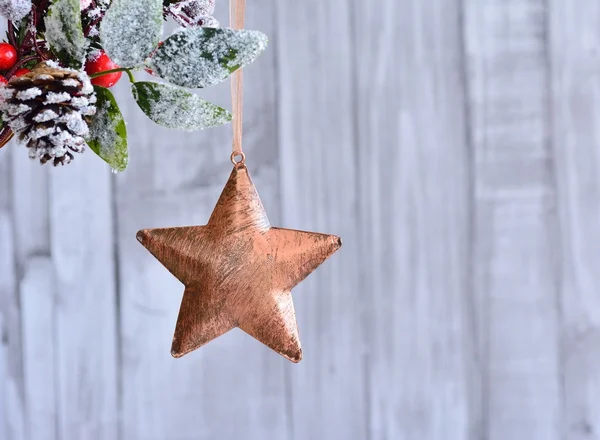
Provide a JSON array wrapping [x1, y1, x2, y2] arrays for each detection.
[[1, 0, 600, 438]]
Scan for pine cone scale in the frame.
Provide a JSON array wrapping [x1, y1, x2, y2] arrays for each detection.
[[0, 61, 97, 166]]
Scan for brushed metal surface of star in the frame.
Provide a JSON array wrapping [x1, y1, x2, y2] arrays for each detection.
[[136, 164, 342, 362]]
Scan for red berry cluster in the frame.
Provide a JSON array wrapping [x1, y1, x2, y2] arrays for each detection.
[[0, 42, 29, 85], [85, 51, 122, 88], [0, 43, 123, 89]]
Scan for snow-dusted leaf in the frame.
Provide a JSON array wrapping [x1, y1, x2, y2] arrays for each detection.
[[0, 0, 31, 21], [132, 81, 231, 131], [88, 86, 128, 172], [148, 27, 268, 88], [44, 0, 88, 68], [100, 0, 163, 68]]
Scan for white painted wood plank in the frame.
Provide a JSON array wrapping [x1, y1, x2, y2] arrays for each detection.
[[20, 256, 56, 440], [351, 1, 475, 439], [0, 307, 5, 440], [0, 217, 22, 440], [10, 149, 50, 264], [1, 20, 56, 440], [116, 3, 288, 439], [0, 146, 26, 440], [9, 113, 56, 440], [0, 149, 10, 440], [118, 172, 284, 440], [464, 1, 562, 439], [275, 2, 367, 439], [0, 19, 26, 440], [549, 2, 600, 438], [49, 152, 118, 440]]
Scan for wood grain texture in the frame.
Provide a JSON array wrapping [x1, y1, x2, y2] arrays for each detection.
[[0, 21, 24, 440], [10, 117, 55, 440], [20, 256, 56, 440], [464, 0, 562, 439], [116, 2, 290, 439], [49, 153, 119, 440], [0, 146, 26, 440], [549, 2, 600, 438], [352, 0, 475, 439], [275, 1, 368, 439], [5, 1, 600, 439]]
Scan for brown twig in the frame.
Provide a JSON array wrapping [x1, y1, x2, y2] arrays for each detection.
[[164, 5, 195, 27], [30, 8, 48, 60], [6, 55, 41, 78], [0, 127, 14, 149], [7, 21, 18, 49]]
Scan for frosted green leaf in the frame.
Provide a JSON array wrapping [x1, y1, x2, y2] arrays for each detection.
[[44, 0, 88, 68], [148, 27, 268, 88], [132, 81, 232, 131], [100, 0, 163, 68], [88, 86, 128, 172]]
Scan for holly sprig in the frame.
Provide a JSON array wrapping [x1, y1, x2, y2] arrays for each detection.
[[0, 0, 53, 147], [0, 0, 267, 172]]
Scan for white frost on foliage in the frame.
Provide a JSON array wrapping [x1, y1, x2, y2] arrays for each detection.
[[79, 104, 96, 116], [45, 92, 72, 104], [35, 74, 55, 82], [87, 6, 101, 17], [62, 78, 79, 87], [44, 60, 61, 69], [44, 59, 93, 93], [100, 0, 163, 67], [16, 87, 42, 100], [60, 111, 88, 136], [77, 72, 94, 94], [0, 61, 97, 165], [88, 25, 99, 37], [133, 82, 231, 131], [7, 103, 30, 116], [168, 0, 218, 28], [29, 125, 56, 140], [197, 16, 218, 28], [10, 116, 27, 132], [87, 49, 102, 62], [48, 130, 85, 151], [44, 0, 89, 66], [70, 96, 91, 107], [24, 112, 89, 143], [33, 109, 59, 123], [43, 61, 94, 96], [0, 0, 31, 22], [149, 28, 268, 89], [0, 87, 15, 100], [171, 0, 215, 17], [88, 93, 128, 171]]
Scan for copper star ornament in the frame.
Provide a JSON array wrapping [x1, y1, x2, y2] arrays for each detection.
[[136, 163, 342, 362]]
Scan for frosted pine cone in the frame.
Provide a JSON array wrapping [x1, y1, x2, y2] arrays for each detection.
[[0, 61, 96, 166]]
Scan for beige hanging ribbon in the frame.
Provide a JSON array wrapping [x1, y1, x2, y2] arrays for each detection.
[[230, 0, 246, 162]]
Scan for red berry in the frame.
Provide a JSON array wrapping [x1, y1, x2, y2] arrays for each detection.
[[0, 77, 7, 86], [85, 51, 122, 88], [0, 43, 17, 71], [13, 68, 30, 77]]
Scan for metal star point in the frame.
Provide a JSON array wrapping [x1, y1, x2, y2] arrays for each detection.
[[136, 164, 342, 363]]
